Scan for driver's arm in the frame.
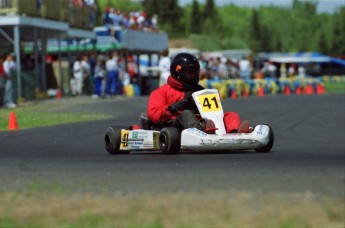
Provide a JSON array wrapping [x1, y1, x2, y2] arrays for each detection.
[[147, 87, 174, 124]]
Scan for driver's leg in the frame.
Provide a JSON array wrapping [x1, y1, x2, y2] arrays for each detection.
[[224, 112, 241, 133], [172, 110, 204, 132]]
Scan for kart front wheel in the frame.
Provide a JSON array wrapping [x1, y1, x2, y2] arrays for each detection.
[[104, 126, 130, 155], [159, 127, 181, 155], [255, 125, 274, 153]]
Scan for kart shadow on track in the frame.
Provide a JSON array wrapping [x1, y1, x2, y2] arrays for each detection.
[[112, 149, 274, 156]]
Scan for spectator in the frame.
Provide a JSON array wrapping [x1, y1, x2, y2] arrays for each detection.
[[111, 8, 123, 42], [0, 55, 6, 106], [81, 55, 92, 95], [118, 55, 130, 87], [127, 54, 138, 83], [151, 14, 159, 32], [121, 11, 130, 29], [84, 0, 96, 27], [88, 52, 96, 79], [280, 63, 287, 78], [92, 59, 106, 98], [129, 13, 139, 30], [158, 49, 170, 86], [2, 53, 16, 108], [268, 61, 277, 78], [198, 55, 207, 80], [254, 69, 264, 79], [105, 51, 119, 96], [288, 64, 296, 78], [206, 57, 218, 80], [97, 51, 108, 97], [144, 14, 153, 32], [36, 0, 42, 14], [70, 56, 83, 96], [238, 56, 251, 80], [217, 57, 228, 80], [261, 61, 270, 78], [103, 6, 115, 38], [298, 65, 306, 78], [226, 58, 239, 79]]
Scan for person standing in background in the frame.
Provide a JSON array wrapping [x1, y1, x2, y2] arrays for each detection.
[[2, 53, 16, 108], [217, 57, 228, 80], [158, 49, 170, 86], [118, 55, 129, 91], [105, 51, 119, 97], [288, 64, 296, 78], [71, 56, 83, 96], [298, 64, 306, 78], [92, 59, 106, 98], [280, 63, 287, 78], [81, 55, 92, 95], [127, 54, 138, 83], [239, 56, 252, 80], [268, 61, 277, 79], [0, 55, 6, 106]]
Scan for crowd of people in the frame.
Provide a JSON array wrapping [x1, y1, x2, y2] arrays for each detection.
[[69, 51, 138, 99], [1, 48, 311, 109], [198, 55, 306, 81], [102, 6, 159, 42]]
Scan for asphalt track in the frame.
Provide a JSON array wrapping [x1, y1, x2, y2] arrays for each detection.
[[0, 94, 344, 196]]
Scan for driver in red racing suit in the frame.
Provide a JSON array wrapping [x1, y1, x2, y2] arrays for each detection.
[[147, 52, 249, 133]]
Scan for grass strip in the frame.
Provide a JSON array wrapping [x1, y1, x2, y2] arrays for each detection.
[[0, 191, 343, 228], [0, 107, 111, 131], [324, 81, 345, 93]]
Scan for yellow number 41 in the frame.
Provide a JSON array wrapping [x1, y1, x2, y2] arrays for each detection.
[[198, 94, 222, 112]]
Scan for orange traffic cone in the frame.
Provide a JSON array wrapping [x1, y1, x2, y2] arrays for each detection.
[[8, 112, 18, 130], [306, 84, 314, 95], [258, 86, 265, 97], [242, 87, 249, 98], [295, 86, 301, 95], [284, 86, 291, 95], [56, 89, 62, 99], [231, 89, 237, 99], [316, 84, 326, 94], [301, 86, 306, 94]]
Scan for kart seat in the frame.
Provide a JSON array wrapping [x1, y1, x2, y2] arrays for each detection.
[[140, 113, 170, 131]]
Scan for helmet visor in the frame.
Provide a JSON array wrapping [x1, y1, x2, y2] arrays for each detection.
[[181, 65, 200, 85]]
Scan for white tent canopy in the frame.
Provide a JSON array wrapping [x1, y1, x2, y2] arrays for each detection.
[[269, 56, 331, 63]]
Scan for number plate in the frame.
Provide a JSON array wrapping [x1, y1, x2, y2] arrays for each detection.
[[120, 130, 129, 149], [198, 94, 222, 112]]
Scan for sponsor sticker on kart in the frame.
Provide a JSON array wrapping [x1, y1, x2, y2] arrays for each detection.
[[256, 125, 269, 136], [197, 94, 222, 112], [187, 128, 208, 137], [132, 131, 138, 139], [120, 130, 157, 150]]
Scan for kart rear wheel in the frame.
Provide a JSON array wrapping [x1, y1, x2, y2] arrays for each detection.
[[159, 127, 181, 155], [255, 125, 274, 153], [104, 126, 130, 155]]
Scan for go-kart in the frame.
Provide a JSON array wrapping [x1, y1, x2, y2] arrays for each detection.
[[104, 89, 274, 155]]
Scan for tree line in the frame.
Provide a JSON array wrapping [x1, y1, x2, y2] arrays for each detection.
[[99, 0, 345, 56]]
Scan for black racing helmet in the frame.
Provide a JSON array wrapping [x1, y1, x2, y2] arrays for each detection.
[[170, 53, 200, 86]]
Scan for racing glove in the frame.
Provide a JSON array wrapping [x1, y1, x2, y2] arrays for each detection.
[[184, 91, 193, 101], [168, 99, 194, 114]]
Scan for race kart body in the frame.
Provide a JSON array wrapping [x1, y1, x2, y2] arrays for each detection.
[[105, 89, 274, 154]]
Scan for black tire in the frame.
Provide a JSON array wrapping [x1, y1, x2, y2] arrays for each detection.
[[104, 126, 130, 155], [159, 127, 181, 155], [255, 125, 274, 153]]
